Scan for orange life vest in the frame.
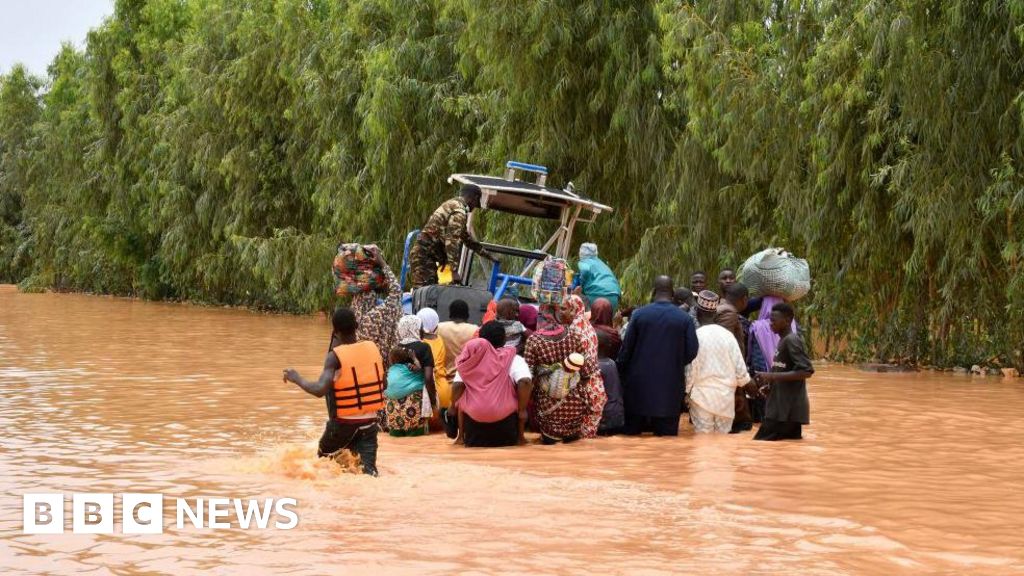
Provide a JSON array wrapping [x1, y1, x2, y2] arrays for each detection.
[[330, 341, 385, 418]]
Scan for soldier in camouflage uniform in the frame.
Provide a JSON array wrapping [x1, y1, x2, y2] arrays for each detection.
[[409, 184, 496, 288]]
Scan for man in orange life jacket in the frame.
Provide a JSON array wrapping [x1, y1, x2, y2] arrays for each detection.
[[284, 307, 384, 476]]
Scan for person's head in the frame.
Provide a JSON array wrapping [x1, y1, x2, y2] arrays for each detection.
[[652, 275, 674, 302], [479, 320, 506, 349], [496, 297, 520, 321], [590, 297, 613, 326], [724, 282, 749, 312], [673, 287, 693, 308], [416, 307, 440, 335], [397, 314, 423, 342], [449, 299, 470, 323], [332, 307, 358, 340], [718, 268, 736, 293], [770, 302, 795, 335], [596, 330, 614, 360], [579, 242, 599, 261], [695, 290, 720, 325], [388, 346, 415, 366], [690, 271, 707, 293], [563, 352, 585, 373], [556, 302, 577, 325], [519, 304, 538, 331], [460, 183, 482, 210]]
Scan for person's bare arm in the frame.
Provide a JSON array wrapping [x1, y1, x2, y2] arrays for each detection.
[[516, 377, 533, 445], [423, 366, 437, 410], [283, 350, 340, 398], [756, 370, 813, 383], [450, 381, 466, 445]]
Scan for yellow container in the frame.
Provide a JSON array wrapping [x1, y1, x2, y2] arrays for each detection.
[[437, 265, 453, 285]]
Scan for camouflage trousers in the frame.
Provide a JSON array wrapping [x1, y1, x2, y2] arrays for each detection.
[[409, 236, 444, 289]]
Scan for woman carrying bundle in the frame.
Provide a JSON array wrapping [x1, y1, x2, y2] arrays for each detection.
[[524, 297, 605, 443]]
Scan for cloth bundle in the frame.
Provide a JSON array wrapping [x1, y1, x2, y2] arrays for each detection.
[[533, 257, 569, 305], [333, 243, 385, 295], [739, 248, 811, 301]]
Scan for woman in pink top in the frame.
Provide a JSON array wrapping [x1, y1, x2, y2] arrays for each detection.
[[451, 322, 533, 447]]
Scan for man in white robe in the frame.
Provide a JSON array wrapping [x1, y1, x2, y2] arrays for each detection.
[[685, 290, 751, 433]]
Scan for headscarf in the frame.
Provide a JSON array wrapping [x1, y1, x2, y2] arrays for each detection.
[[482, 300, 498, 324], [579, 243, 598, 260], [589, 298, 614, 328], [519, 304, 538, 331], [750, 295, 797, 366], [397, 314, 422, 344], [416, 307, 439, 334], [535, 304, 566, 337], [589, 297, 621, 358], [500, 320, 526, 349], [565, 294, 599, 361]]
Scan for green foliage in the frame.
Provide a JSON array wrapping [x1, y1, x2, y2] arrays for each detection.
[[0, 0, 1022, 368]]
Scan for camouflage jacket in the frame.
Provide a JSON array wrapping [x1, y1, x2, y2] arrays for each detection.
[[420, 197, 484, 266]]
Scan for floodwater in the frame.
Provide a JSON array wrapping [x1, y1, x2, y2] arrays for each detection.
[[1, 287, 1023, 575]]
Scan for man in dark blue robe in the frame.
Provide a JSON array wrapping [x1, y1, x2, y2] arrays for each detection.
[[617, 275, 699, 436]]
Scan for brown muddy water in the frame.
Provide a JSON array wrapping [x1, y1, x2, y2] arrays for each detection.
[[1, 286, 1023, 575]]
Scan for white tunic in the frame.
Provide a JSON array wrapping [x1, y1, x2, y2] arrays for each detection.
[[685, 324, 751, 418]]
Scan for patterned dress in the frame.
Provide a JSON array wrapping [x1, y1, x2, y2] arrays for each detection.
[[385, 390, 427, 437], [565, 295, 607, 438], [524, 330, 598, 440], [350, 265, 402, 431], [350, 265, 402, 367]]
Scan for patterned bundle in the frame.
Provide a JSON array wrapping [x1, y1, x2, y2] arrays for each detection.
[[532, 257, 569, 305], [535, 363, 582, 401], [332, 244, 385, 295], [739, 248, 811, 301]]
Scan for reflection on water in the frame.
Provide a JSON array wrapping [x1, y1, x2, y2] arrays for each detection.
[[1, 287, 1023, 574]]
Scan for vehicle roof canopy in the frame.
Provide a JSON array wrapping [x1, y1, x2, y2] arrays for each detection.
[[447, 174, 613, 220]]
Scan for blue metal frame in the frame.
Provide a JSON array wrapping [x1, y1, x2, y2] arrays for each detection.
[[488, 260, 535, 300], [399, 229, 420, 291]]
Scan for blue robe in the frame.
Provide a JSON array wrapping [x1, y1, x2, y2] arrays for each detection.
[[617, 301, 699, 418]]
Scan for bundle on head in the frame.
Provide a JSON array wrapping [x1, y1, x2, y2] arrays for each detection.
[[333, 243, 385, 295]]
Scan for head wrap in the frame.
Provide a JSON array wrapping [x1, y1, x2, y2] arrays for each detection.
[[397, 314, 422, 344], [416, 307, 439, 334], [696, 290, 720, 313], [565, 294, 599, 361], [536, 304, 566, 337], [750, 296, 798, 367], [482, 300, 498, 324], [500, 320, 526, 348], [579, 243, 599, 260], [519, 304, 538, 331], [590, 298, 614, 327]]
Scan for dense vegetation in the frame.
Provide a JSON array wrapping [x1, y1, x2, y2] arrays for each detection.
[[1, 0, 1022, 370]]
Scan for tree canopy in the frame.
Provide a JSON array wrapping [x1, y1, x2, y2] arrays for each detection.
[[1, 0, 1022, 370]]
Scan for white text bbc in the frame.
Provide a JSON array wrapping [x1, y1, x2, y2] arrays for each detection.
[[23, 494, 299, 534]]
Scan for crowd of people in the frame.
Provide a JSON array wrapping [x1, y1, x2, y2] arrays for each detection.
[[283, 242, 814, 476]]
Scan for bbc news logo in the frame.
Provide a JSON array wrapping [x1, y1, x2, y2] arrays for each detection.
[[23, 494, 298, 534]]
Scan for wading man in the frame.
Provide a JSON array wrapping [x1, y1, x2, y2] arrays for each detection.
[[283, 308, 383, 476], [617, 276, 699, 436], [686, 291, 751, 434]]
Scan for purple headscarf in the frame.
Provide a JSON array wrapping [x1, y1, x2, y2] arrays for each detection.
[[750, 296, 798, 367]]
